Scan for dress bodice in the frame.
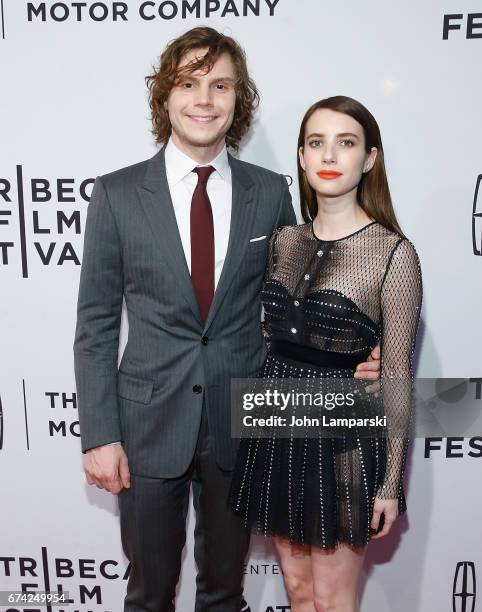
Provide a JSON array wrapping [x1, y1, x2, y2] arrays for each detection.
[[261, 221, 420, 359]]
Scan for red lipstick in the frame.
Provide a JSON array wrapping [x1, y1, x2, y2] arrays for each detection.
[[316, 170, 343, 180]]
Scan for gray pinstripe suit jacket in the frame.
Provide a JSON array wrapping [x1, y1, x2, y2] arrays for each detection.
[[73, 146, 296, 478]]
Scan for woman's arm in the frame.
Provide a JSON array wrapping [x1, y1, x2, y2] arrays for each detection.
[[377, 238, 423, 500], [260, 227, 283, 344]]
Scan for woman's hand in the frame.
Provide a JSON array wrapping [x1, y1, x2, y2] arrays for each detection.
[[370, 497, 399, 539]]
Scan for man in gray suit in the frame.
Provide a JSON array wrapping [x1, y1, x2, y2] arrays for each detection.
[[74, 27, 380, 612]]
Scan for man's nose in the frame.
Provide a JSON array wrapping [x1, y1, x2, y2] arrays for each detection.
[[194, 84, 213, 106]]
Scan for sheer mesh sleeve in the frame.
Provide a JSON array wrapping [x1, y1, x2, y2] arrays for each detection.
[[377, 238, 423, 500], [261, 227, 282, 344]]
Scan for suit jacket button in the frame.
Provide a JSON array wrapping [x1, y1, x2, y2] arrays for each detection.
[[201, 336, 209, 345], [193, 384, 203, 394]]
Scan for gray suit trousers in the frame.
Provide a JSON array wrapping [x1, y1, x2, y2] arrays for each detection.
[[118, 400, 250, 611]]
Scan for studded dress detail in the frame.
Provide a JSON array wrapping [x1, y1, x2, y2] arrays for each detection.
[[229, 221, 422, 550]]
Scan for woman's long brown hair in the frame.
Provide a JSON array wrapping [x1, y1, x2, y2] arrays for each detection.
[[297, 96, 404, 236]]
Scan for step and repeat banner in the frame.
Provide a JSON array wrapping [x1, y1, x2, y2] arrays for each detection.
[[1, 1, 481, 611]]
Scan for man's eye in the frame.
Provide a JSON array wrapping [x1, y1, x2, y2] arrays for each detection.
[[215, 83, 226, 90]]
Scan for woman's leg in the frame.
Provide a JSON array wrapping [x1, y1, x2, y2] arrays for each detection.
[[273, 536, 315, 612], [310, 544, 366, 612]]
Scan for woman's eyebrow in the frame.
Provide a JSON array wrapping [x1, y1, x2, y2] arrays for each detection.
[[306, 132, 360, 139]]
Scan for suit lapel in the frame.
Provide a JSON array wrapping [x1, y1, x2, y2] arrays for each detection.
[[203, 154, 256, 333], [136, 147, 203, 326]]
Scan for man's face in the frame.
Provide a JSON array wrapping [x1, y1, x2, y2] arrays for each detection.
[[166, 48, 237, 155]]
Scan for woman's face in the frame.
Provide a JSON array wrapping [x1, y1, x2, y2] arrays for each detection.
[[299, 108, 377, 200]]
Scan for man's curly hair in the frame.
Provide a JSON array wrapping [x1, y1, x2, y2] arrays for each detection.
[[146, 27, 260, 151]]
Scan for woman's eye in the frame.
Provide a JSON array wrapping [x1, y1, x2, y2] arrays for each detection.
[[340, 139, 354, 147], [309, 140, 322, 148]]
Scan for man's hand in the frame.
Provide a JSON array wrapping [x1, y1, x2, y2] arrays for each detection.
[[84, 444, 130, 495], [354, 344, 381, 396]]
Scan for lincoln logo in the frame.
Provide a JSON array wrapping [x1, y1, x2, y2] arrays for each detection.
[[473, 175, 482, 256], [453, 561, 476, 612]]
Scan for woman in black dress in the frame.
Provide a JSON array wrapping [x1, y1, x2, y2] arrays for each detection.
[[229, 96, 422, 611]]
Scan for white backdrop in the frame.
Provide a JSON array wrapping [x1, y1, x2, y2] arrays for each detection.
[[1, 1, 481, 611]]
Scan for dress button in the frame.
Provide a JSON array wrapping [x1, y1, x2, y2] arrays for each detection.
[[290, 327, 297, 334], [317, 250, 323, 257], [193, 384, 203, 394], [201, 336, 209, 345], [294, 300, 300, 307], [304, 274, 310, 280]]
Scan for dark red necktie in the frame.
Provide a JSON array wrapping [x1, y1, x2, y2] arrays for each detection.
[[190, 166, 215, 322]]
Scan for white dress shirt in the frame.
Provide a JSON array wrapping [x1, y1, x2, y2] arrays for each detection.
[[164, 137, 232, 289]]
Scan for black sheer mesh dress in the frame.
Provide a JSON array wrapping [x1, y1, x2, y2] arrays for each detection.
[[229, 221, 422, 550]]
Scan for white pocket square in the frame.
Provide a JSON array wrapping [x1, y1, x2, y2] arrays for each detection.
[[249, 235, 267, 243]]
